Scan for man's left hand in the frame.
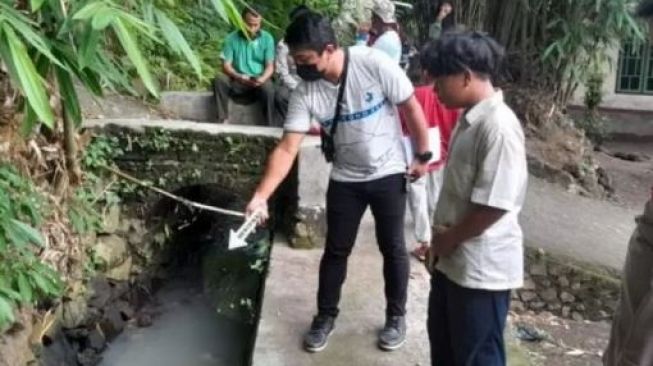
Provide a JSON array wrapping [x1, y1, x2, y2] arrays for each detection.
[[430, 226, 460, 258], [408, 160, 428, 181], [252, 77, 265, 87]]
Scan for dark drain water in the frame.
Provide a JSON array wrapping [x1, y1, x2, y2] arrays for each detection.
[[101, 187, 271, 366]]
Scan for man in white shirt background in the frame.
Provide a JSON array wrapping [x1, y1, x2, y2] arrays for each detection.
[[368, 0, 402, 64]]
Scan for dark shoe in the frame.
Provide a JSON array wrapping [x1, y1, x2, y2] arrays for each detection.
[[378, 316, 406, 351], [303, 315, 336, 353]]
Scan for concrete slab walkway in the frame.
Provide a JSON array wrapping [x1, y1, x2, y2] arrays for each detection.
[[254, 215, 431, 366]]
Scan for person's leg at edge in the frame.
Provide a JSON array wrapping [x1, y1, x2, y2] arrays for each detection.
[[258, 79, 277, 126], [447, 274, 510, 366], [368, 174, 409, 350], [408, 175, 431, 261], [428, 271, 455, 366], [304, 179, 367, 353], [213, 75, 232, 122]]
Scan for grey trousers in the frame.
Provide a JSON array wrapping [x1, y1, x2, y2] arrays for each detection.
[[604, 200, 653, 366], [213, 75, 275, 125]]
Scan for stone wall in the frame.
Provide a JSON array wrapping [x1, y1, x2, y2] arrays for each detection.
[[512, 249, 621, 322]]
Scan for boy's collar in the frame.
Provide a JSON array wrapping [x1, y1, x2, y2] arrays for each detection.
[[463, 90, 503, 125]]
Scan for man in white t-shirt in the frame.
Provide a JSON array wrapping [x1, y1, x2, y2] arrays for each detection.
[[368, 0, 402, 64], [246, 12, 431, 353]]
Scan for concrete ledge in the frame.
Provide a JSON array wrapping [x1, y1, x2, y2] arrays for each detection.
[[83, 119, 282, 139]]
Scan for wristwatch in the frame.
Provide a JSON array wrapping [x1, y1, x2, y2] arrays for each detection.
[[415, 151, 433, 164]]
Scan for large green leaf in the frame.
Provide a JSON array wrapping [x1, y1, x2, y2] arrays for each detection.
[[73, 2, 107, 20], [9, 219, 44, 247], [16, 273, 32, 304], [55, 66, 82, 127], [0, 295, 16, 328], [111, 18, 158, 97], [91, 7, 117, 30], [0, 6, 65, 68], [30, 0, 46, 11], [154, 8, 202, 78], [0, 25, 54, 128]]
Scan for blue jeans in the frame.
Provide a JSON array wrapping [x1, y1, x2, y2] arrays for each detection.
[[428, 271, 511, 366]]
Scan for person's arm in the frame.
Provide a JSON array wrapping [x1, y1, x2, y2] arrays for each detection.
[[398, 96, 429, 155], [221, 36, 252, 86], [247, 132, 305, 216], [373, 50, 429, 177], [431, 205, 506, 257], [246, 87, 311, 218], [431, 119, 528, 258], [276, 43, 299, 89], [256, 62, 275, 85], [428, 21, 442, 40], [255, 33, 276, 85]]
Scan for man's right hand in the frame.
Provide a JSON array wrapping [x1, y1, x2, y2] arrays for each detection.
[[246, 194, 269, 225]]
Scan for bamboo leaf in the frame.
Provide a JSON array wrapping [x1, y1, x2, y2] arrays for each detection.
[[111, 18, 158, 97], [208, 0, 230, 22], [91, 7, 117, 30], [0, 295, 15, 328], [0, 25, 54, 128], [9, 219, 44, 246], [16, 274, 32, 304], [20, 104, 39, 137], [30, 0, 46, 12], [73, 2, 106, 20], [79, 24, 100, 68], [154, 8, 202, 78]]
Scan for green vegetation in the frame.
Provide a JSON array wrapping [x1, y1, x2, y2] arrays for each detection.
[[0, 165, 62, 330]]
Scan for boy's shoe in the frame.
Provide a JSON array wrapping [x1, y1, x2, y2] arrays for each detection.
[[378, 315, 406, 351], [303, 315, 336, 353]]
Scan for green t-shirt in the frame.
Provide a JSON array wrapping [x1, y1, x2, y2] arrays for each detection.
[[220, 30, 275, 77]]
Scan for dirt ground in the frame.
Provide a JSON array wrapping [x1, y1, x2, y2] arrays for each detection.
[[510, 312, 611, 366], [595, 140, 653, 210]]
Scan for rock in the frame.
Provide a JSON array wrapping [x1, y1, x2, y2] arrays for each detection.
[[547, 302, 562, 311], [522, 279, 536, 290], [60, 298, 88, 329], [530, 262, 548, 277], [116, 301, 135, 321], [562, 306, 572, 318], [548, 264, 563, 276], [136, 313, 153, 328], [99, 307, 126, 341], [530, 301, 546, 310], [520, 291, 538, 302], [575, 303, 586, 312], [558, 276, 570, 288], [77, 348, 102, 366], [106, 257, 133, 281], [539, 279, 552, 287], [571, 282, 582, 290], [88, 277, 112, 309], [86, 327, 106, 352], [560, 292, 575, 303], [38, 328, 78, 366], [540, 288, 558, 302], [571, 312, 584, 322], [511, 301, 526, 312], [93, 234, 129, 271], [599, 310, 610, 319], [109, 281, 130, 302], [101, 204, 121, 234]]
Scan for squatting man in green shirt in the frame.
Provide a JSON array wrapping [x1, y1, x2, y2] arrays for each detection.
[[213, 6, 276, 125]]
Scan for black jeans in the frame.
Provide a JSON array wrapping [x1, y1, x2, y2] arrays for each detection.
[[213, 75, 275, 125], [317, 173, 409, 318]]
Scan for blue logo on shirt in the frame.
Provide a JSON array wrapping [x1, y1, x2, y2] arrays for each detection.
[[365, 92, 373, 103]]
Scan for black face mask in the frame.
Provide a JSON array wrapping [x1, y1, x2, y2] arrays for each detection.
[[297, 64, 323, 81]]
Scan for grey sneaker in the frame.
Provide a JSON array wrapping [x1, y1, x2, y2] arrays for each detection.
[[378, 316, 406, 351], [303, 315, 336, 353]]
